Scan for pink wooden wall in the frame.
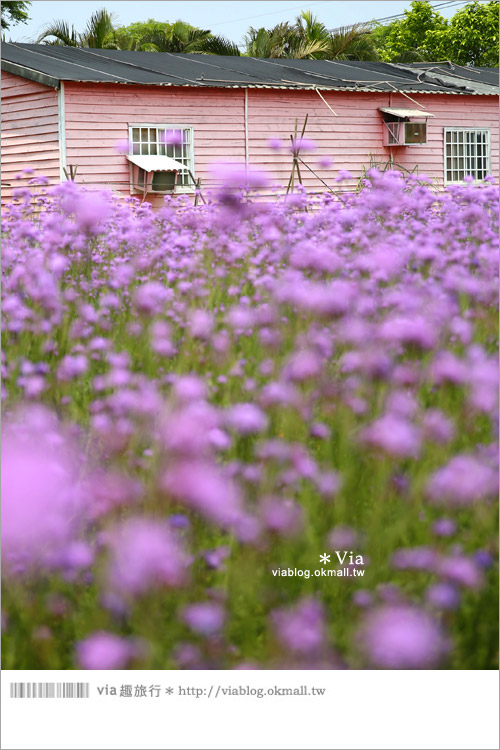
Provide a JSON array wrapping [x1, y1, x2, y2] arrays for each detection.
[[63, 82, 245, 207], [62, 82, 500, 203], [247, 88, 499, 191], [2, 71, 498, 207], [1, 70, 60, 202]]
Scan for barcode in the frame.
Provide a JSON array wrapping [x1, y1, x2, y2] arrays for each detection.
[[10, 682, 90, 698]]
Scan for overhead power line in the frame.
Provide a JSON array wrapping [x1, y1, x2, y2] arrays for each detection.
[[211, 0, 486, 36], [210, 1, 336, 28], [330, 0, 478, 32]]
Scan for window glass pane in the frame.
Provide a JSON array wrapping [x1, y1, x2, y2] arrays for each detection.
[[132, 128, 140, 142], [140, 128, 148, 141], [141, 143, 149, 155], [150, 144, 157, 155]]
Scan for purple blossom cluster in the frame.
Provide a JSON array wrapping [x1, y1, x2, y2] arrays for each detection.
[[1, 165, 498, 670]]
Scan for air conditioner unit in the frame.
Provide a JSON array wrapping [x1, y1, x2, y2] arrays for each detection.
[[382, 120, 428, 146], [133, 165, 178, 194]]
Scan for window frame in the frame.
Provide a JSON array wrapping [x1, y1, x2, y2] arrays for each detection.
[[382, 118, 429, 147], [127, 123, 195, 193], [443, 127, 491, 185]]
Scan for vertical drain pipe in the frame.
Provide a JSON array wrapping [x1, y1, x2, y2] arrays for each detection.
[[58, 81, 67, 182], [244, 88, 249, 169]]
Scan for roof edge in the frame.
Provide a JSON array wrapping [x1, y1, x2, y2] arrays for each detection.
[[53, 80, 496, 95], [1, 60, 60, 89]]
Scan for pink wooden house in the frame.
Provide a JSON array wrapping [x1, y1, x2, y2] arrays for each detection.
[[1, 44, 498, 207]]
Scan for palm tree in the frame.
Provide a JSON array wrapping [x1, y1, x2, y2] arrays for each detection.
[[293, 10, 330, 58], [245, 11, 379, 61], [245, 20, 327, 59], [194, 34, 241, 56], [244, 24, 289, 58], [326, 24, 380, 61], [36, 8, 116, 48], [37, 19, 78, 46]]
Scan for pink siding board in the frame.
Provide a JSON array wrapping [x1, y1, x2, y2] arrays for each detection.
[[1, 74, 53, 97], [2, 113, 60, 129], [1, 71, 60, 202]]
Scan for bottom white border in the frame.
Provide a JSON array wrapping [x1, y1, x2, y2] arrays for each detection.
[[1, 669, 499, 749]]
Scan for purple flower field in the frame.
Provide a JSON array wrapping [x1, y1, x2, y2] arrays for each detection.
[[1, 167, 498, 670]]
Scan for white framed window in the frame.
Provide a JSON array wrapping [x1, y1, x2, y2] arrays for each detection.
[[128, 124, 195, 189], [444, 128, 491, 184]]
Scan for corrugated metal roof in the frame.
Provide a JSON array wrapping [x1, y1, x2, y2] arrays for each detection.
[[126, 154, 185, 171], [2, 43, 497, 96], [403, 62, 499, 96], [379, 107, 435, 118]]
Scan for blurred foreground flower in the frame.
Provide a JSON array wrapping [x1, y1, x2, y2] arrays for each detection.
[[183, 602, 226, 636], [357, 605, 450, 668], [1, 408, 87, 575], [106, 518, 189, 597], [76, 632, 140, 670], [272, 598, 326, 655]]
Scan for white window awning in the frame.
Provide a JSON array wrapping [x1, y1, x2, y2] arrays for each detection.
[[126, 154, 186, 172], [379, 107, 435, 119]]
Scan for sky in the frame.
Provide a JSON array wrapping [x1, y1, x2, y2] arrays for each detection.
[[9, 0, 481, 47]]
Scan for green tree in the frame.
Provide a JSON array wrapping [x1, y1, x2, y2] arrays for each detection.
[[374, 0, 447, 62], [1, 1, 31, 30], [36, 8, 116, 48], [110, 20, 169, 51], [427, 1, 499, 66], [110, 18, 240, 55], [372, 0, 499, 66]]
